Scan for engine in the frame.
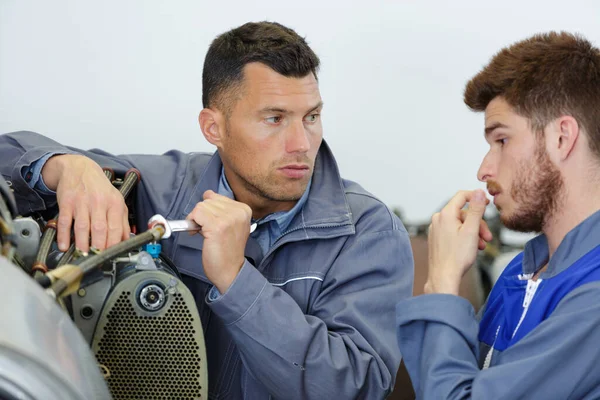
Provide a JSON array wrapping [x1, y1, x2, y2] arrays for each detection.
[[0, 169, 208, 400]]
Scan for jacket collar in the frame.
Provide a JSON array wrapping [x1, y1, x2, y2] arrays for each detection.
[[523, 208, 600, 278], [175, 141, 355, 253], [180, 140, 354, 231]]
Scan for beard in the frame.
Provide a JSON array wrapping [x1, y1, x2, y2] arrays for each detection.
[[233, 163, 312, 202], [220, 129, 314, 203], [489, 142, 565, 233]]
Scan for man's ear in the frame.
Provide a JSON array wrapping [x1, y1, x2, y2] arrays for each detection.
[[199, 108, 224, 147], [555, 116, 580, 161]]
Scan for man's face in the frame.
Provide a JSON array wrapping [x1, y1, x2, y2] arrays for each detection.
[[217, 63, 323, 208], [478, 97, 564, 232]]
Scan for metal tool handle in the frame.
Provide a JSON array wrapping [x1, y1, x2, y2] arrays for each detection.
[[169, 219, 201, 233], [168, 219, 257, 234], [170, 220, 257, 233], [148, 214, 257, 239]]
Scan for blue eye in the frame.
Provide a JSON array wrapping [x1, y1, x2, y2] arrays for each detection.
[[497, 138, 507, 145]]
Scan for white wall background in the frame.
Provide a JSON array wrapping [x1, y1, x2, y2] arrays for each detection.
[[1, 0, 599, 226]]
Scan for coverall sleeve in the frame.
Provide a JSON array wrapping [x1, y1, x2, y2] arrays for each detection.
[[396, 282, 600, 399], [0, 130, 193, 220], [208, 228, 414, 399]]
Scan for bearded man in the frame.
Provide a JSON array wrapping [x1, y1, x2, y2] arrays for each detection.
[[396, 31, 600, 399]]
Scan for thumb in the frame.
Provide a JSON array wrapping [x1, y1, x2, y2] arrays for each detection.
[[203, 189, 216, 200], [463, 190, 487, 234]]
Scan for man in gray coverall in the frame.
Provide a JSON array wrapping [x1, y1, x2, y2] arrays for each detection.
[[397, 31, 600, 399], [1, 21, 414, 399]]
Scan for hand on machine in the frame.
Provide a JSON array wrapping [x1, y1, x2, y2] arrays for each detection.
[[0, 167, 209, 400]]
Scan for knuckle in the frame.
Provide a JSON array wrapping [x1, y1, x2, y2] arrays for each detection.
[[93, 191, 106, 201], [110, 193, 124, 205], [74, 220, 89, 231], [60, 194, 75, 206], [74, 193, 87, 204], [439, 208, 450, 219], [236, 207, 247, 220], [91, 221, 107, 233], [107, 222, 121, 232], [57, 217, 72, 227]]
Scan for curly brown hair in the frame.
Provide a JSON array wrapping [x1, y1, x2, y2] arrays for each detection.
[[464, 32, 600, 157]]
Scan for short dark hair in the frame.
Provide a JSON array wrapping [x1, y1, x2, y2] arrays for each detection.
[[202, 21, 320, 114], [464, 31, 600, 158]]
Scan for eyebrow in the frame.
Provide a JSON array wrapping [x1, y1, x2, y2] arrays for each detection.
[[259, 101, 324, 115], [484, 122, 509, 137]]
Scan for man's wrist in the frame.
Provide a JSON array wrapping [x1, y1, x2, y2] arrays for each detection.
[[213, 270, 241, 294], [41, 154, 70, 191], [424, 275, 461, 296], [41, 154, 89, 190], [211, 259, 246, 294]]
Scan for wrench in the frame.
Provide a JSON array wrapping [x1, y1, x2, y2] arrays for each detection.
[[147, 214, 257, 239]]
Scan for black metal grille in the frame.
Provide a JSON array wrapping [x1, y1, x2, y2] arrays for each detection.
[[95, 291, 204, 399]]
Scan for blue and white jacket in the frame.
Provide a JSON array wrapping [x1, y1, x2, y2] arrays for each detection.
[[397, 210, 600, 399]]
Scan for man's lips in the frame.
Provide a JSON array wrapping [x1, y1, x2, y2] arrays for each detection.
[[279, 164, 310, 178], [487, 189, 502, 206], [486, 181, 502, 197], [280, 164, 309, 170]]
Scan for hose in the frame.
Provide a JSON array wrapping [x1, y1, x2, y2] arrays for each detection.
[[119, 168, 141, 200], [47, 225, 164, 298], [32, 220, 57, 277]]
